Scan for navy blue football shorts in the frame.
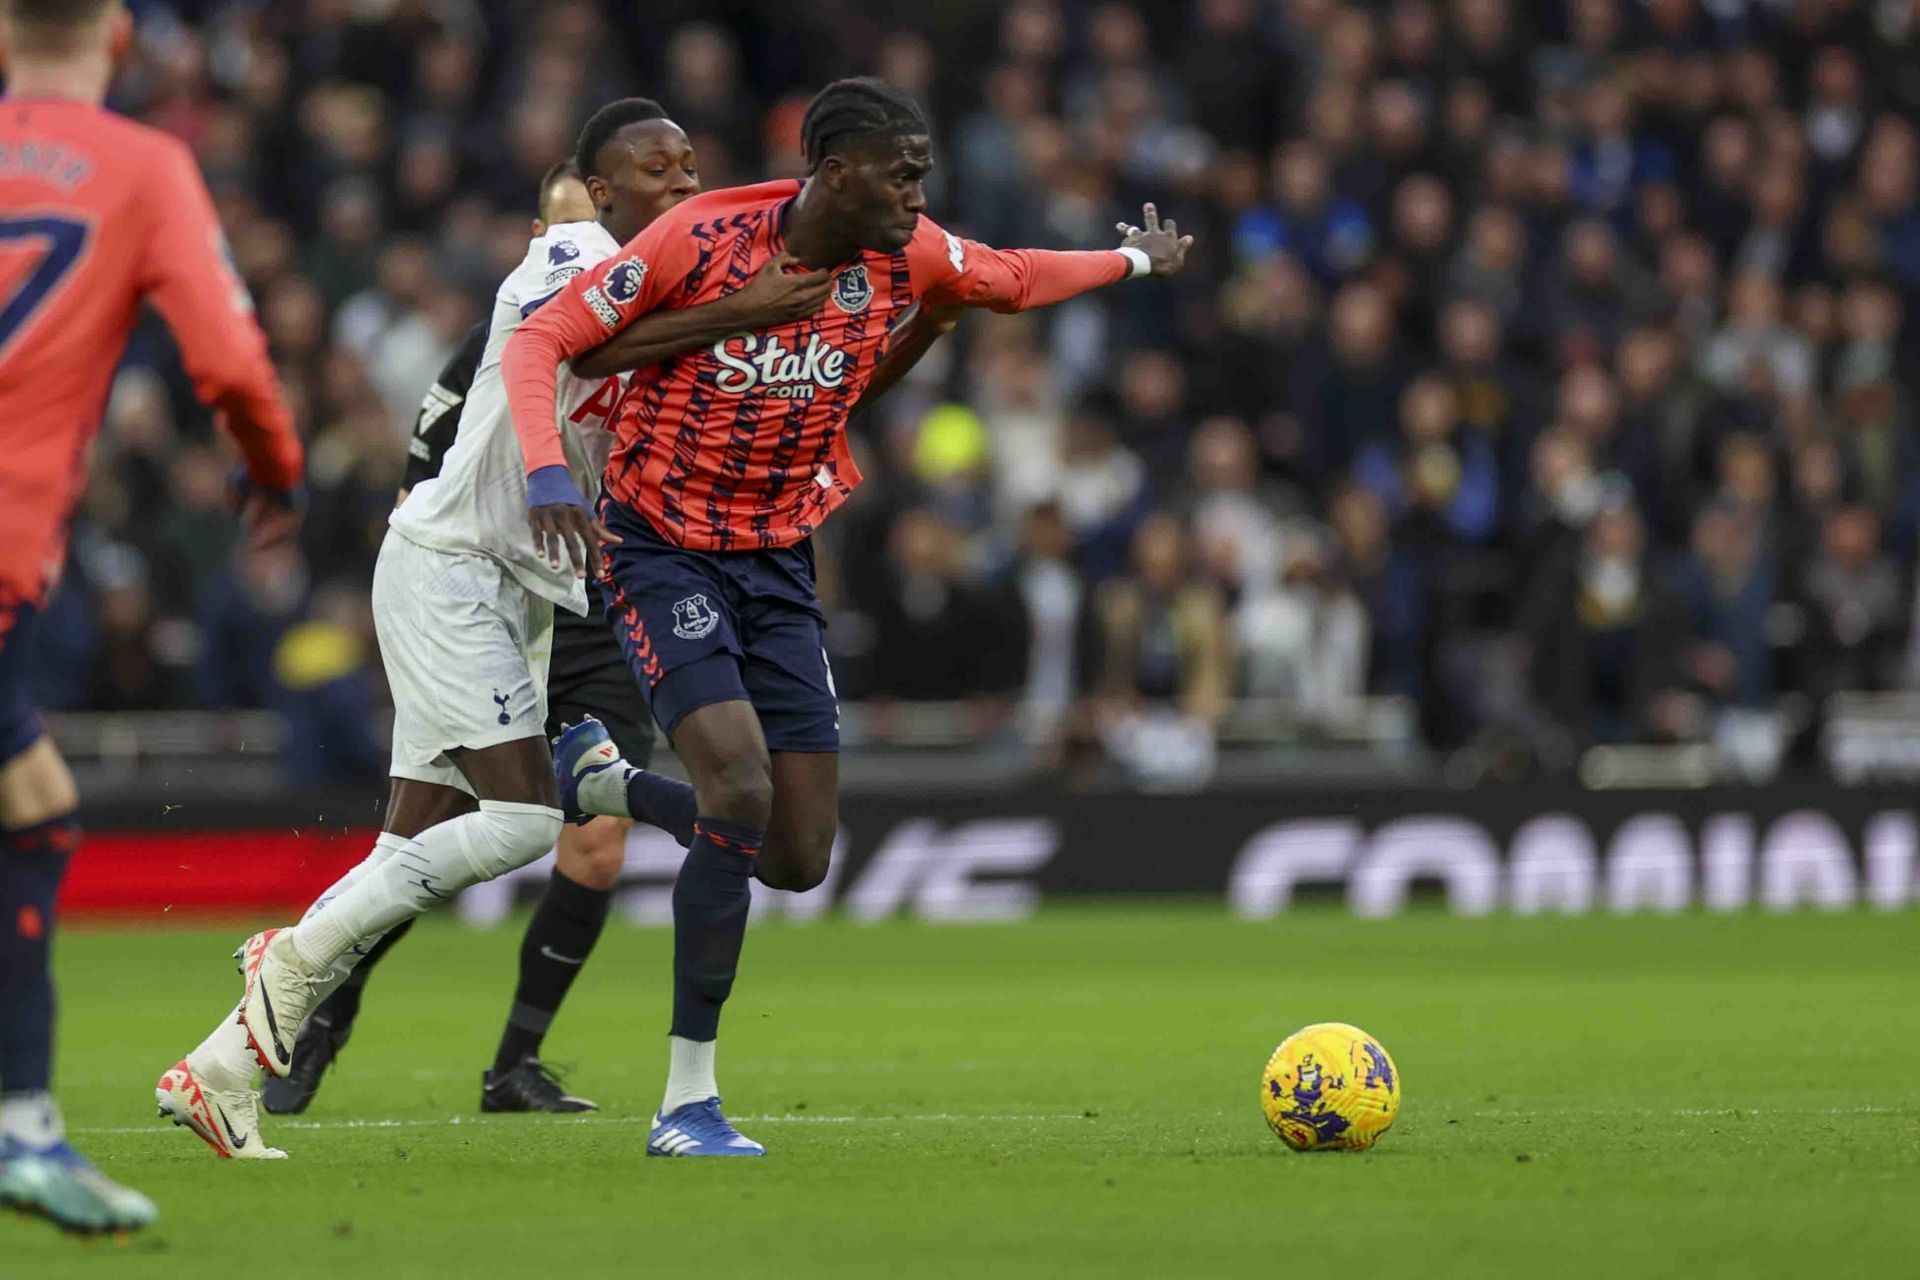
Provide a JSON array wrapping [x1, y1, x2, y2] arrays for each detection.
[[0, 592, 44, 766], [547, 577, 655, 769], [596, 498, 839, 754]]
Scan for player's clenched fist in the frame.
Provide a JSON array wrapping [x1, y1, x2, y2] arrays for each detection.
[[728, 252, 833, 324], [1114, 203, 1194, 278]]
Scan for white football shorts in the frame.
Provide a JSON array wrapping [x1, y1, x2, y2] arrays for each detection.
[[372, 529, 554, 795]]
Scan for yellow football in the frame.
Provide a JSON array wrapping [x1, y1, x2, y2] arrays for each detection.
[[1261, 1022, 1400, 1151]]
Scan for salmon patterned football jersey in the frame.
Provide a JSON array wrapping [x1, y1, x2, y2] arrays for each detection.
[[0, 97, 300, 603], [505, 180, 1137, 552]]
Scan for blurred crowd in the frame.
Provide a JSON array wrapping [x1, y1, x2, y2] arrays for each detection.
[[25, 0, 1920, 785]]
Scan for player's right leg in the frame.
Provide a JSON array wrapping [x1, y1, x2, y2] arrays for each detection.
[[261, 779, 474, 1115], [644, 696, 771, 1157], [158, 535, 563, 1159], [0, 596, 155, 1233], [589, 506, 771, 1154]]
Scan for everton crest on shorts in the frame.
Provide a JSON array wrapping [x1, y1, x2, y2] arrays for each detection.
[[672, 594, 719, 640]]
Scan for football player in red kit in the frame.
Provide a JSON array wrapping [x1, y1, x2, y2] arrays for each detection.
[[506, 77, 1188, 1157], [0, 0, 302, 1233]]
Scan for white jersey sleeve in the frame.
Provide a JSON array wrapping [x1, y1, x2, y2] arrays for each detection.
[[388, 220, 628, 616]]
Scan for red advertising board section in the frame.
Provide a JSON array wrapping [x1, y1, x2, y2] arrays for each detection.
[[65, 828, 377, 918], [65, 783, 1920, 920]]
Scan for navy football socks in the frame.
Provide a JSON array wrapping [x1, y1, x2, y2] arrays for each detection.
[[495, 868, 611, 1072], [626, 771, 697, 848], [0, 814, 78, 1098], [669, 817, 761, 1042]]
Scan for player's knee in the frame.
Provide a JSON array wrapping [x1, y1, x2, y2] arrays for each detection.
[[760, 822, 834, 893], [0, 737, 78, 831], [461, 800, 565, 881], [557, 818, 628, 890], [695, 755, 773, 831]]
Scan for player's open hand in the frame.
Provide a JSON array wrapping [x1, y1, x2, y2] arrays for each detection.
[[732, 253, 832, 326], [1115, 204, 1193, 278], [241, 491, 303, 550], [229, 463, 304, 550], [528, 503, 621, 579]]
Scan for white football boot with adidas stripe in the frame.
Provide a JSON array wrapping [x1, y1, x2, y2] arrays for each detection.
[[236, 928, 326, 1078], [155, 1060, 287, 1160]]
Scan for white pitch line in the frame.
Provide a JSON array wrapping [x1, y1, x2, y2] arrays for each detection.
[[1466, 1106, 1909, 1119], [76, 1113, 1089, 1137], [76, 1105, 1913, 1139]]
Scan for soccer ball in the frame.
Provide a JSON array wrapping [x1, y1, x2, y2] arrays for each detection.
[[1260, 1022, 1400, 1152]]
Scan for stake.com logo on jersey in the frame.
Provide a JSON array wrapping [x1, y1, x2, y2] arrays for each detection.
[[711, 331, 848, 400], [584, 254, 849, 400]]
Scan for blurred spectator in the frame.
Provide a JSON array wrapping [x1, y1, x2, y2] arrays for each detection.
[[273, 580, 386, 786], [867, 507, 1022, 704], [1328, 482, 1431, 706], [1296, 281, 1415, 481], [1003, 501, 1101, 756], [1795, 505, 1907, 700], [1654, 502, 1778, 735], [1236, 527, 1369, 717], [1701, 273, 1816, 401], [1519, 501, 1660, 745], [1186, 416, 1297, 599], [1053, 390, 1149, 578], [1233, 141, 1374, 282], [1355, 373, 1501, 545], [1095, 513, 1229, 789]]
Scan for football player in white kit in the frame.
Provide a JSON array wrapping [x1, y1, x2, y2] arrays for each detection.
[[151, 98, 840, 1159]]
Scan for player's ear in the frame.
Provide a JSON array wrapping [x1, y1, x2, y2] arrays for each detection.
[[531, 219, 548, 238], [107, 5, 134, 65], [585, 174, 612, 212]]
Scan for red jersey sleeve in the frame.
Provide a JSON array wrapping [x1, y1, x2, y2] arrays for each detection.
[[503, 210, 708, 476], [140, 139, 302, 491], [905, 217, 1132, 313]]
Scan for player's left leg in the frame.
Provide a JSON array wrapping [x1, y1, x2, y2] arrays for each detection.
[[480, 594, 652, 1113], [478, 818, 621, 1113], [0, 598, 156, 1234], [260, 779, 474, 1115]]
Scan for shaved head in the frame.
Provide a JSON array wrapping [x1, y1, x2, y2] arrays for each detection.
[[3, 0, 120, 54]]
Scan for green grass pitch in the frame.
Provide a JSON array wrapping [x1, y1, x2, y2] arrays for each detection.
[[11, 904, 1919, 1277]]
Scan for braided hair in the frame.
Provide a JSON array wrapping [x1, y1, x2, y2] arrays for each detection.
[[573, 97, 671, 180], [799, 77, 930, 173]]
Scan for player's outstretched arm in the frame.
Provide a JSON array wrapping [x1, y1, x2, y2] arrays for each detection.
[[571, 254, 830, 378], [908, 203, 1192, 315]]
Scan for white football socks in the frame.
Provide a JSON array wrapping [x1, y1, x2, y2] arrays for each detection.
[[661, 1035, 719, 1116], [290, 802, 563, 973], [185, 832, 419, 1097], [0, 1090, 64, 1149], [575, 763, 635, 820], [293, 832, 415, 985], [186, 1003, 258, 1094]]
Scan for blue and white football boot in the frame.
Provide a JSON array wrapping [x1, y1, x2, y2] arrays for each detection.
[[647, 1098, 765, 1158], [553, 717, 624, 825]]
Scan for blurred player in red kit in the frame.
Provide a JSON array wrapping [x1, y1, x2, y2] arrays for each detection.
[[507, 77, 1190, 1157], [0, 0, 302, 1233]]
